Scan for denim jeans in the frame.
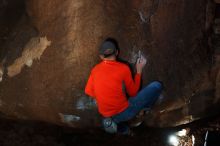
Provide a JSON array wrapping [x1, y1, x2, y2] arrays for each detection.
[[112, 81, 163, 124]]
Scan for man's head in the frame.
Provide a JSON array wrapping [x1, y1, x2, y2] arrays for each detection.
[[99, 39, 118, 60]]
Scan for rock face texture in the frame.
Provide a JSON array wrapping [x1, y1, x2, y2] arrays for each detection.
[[0, 0, 219, 127], [215, 0, 220, 4]]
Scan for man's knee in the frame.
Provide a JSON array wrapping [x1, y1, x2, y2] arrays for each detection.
[[149, 81, 163, 91]]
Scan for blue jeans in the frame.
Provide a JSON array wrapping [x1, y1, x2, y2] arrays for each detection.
[[112, 81, 163, 124]]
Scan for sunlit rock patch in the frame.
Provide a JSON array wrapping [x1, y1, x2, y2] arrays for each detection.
[[7, 37, 51, 77]]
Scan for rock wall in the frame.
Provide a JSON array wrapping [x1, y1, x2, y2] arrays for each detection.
[[0, 0, 218, 127]]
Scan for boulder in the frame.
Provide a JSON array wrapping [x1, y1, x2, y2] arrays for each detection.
[[0, 0, 218, 128]]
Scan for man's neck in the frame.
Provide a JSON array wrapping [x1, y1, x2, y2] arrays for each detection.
[[103, 56, 116, 61]]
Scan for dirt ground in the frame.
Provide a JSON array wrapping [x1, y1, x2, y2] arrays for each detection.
[[0, 115, 219, 146]]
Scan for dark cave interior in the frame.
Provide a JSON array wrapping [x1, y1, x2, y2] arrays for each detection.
[[0, 0, 220, 146], [216, 4, 220, 18]]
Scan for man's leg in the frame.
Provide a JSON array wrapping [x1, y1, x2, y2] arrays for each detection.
[[110, 81, 163, 135], [112, 81, 163, 123], [129, 81, 163, 112]]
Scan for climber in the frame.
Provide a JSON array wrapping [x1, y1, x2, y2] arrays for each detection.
[[85, 38, 163, 135]]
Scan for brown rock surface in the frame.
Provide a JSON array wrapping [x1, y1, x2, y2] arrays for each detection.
[[0, 0, 219, 128], [215, 0, 220, 3]]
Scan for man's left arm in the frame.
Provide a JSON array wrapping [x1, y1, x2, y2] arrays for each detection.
[[85, 72, 95, 98]]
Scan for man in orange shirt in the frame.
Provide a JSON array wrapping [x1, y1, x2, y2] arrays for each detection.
[[85, 39, 163, 135]]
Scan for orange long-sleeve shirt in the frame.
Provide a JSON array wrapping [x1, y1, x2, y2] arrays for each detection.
[[85, 60, 141, 117]]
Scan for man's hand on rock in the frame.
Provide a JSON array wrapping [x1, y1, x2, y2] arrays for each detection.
[[136, 54, 147, 74]]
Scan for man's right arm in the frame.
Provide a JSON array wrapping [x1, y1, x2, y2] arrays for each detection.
[[136, 54, 147, 74], [85, 72, 95, 98]]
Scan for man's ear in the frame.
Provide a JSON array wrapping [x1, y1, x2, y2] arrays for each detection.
[[116, 50, 119, 56], [99, 55, 104, 60]]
